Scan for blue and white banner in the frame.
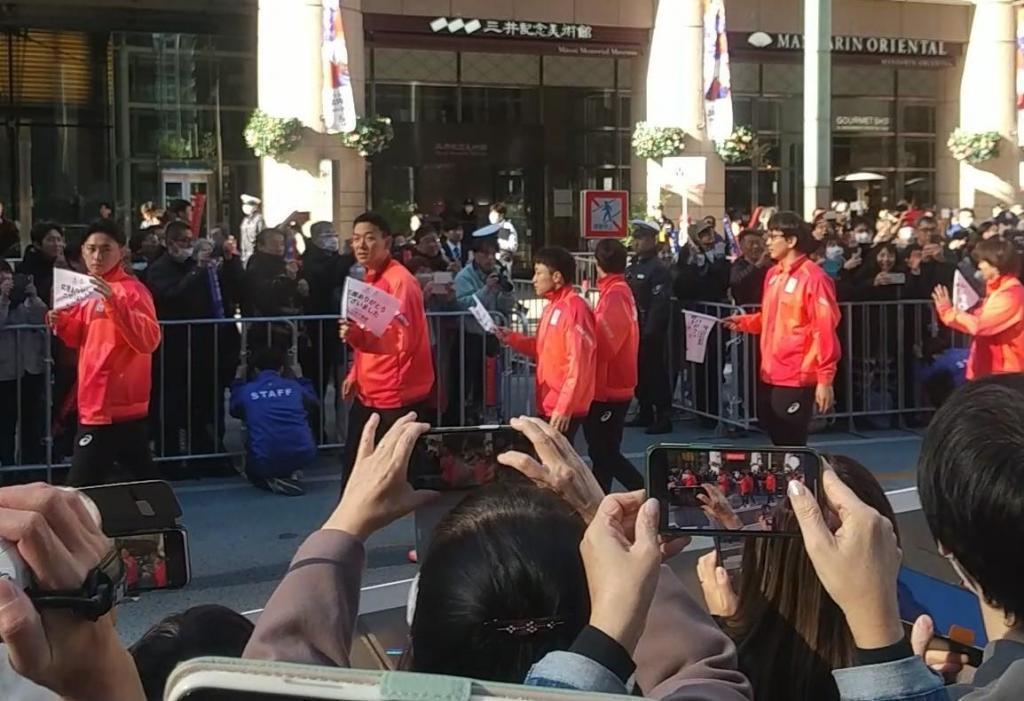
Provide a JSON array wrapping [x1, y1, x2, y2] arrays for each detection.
[[322, 2, 357, 133], [702, 0, 734, 143]]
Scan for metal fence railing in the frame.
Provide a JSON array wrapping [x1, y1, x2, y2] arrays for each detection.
[[670, 299, 970, 434], [0, 311, 537, 479]]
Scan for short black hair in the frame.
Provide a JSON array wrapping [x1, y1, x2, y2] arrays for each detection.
[[310, 221, 335, 238], [471, 236, 499, 254], [354, 211, 392, 237], [167, 199, 191, 217], [84, 218, 126, 247], [442, 219, 462, 234], [164, 220, 192, 244], [919, 374, 1024, 624], [30, 220, 63, 244], [738, 229, 763, 244], [252, 346, 286, 372], [973, 237, 1021, 276], [959, 208, 975, 217], [0, 258, 12, 275], [255, 227, 285, 248], [414, 224, 439, 244], [594, 239, 627, 274], [99, 201, 113, 211], [130, 605, 254, 701], [534, 246, 575, 285], [490, 202, 507, 217], [767, 211, 815, 255]]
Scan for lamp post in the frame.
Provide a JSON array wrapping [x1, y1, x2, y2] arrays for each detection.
[[803, 0, 832, 219]]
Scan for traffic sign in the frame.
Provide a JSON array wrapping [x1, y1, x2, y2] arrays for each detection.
[[581, 190, 629, 239]]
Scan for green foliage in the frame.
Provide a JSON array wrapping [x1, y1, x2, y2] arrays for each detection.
[[715, 125, 756, 164], [947, 129, 1000, 165], [244, 109, 303, 159], [340, 116, 395, 158]]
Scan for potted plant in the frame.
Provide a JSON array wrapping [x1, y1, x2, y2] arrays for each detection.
[[244, 109, 303, 159], [947, 128, 1001, 165], [631, 122, 687, 160], [715, 126, 757, 165], [340, 116, 395, 158]]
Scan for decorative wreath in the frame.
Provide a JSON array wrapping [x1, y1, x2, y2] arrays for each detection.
[[632, 122, 687, 160], [947, 128, 1000, 165], [244, 110, 303, 159], [340, 116, 395, 158]]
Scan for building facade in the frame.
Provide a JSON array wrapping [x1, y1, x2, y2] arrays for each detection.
[[2, 0, 1018, 259]]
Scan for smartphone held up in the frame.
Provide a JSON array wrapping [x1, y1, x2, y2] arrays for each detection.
[[408, 426, 536, 491], [646, 444, 823, 537]]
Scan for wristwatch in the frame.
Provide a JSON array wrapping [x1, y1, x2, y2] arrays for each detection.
[[27, 548, 127, 621]]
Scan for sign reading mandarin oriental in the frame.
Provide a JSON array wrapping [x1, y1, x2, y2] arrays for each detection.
[[744, 31, 949, 57], [429, 17, 594, 40]]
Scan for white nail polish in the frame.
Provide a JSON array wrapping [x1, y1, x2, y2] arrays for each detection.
[[788, 479, 802, 497]]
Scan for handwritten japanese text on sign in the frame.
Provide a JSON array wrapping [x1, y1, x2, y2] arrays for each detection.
[[53, 268, 100, 311], [341, 277, 401, 338], [684, 311, 718, 364]]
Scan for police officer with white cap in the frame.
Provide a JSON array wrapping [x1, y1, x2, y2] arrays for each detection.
[[626, 220, 673, 434], [240, 194, 265, 264]]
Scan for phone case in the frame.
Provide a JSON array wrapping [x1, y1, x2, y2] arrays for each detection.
[[164, 657, 637, 701], [81, 480, 182, 536]]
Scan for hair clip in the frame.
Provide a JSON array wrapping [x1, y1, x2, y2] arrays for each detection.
[[484, 616, 566, 637]]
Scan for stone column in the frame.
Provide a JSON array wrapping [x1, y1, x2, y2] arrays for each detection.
[[957, 0, 1018, 209], [646, 0, 725, 225], [257, 0, 367, 231]]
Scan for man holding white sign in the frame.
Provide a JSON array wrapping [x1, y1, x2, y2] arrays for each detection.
[[338, 212, 433, 487], [723, 212, 840, 446], [48, 219, 162, 485]]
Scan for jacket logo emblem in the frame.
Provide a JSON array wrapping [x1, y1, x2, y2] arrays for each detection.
[[78, 434, 94, 447], [786, 402, 801, 415], [600, 411, 612, 422]]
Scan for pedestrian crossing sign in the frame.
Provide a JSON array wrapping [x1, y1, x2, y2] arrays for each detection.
[[581, 190, 629, 239]]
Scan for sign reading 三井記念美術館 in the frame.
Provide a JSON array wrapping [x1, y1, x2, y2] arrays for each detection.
[[581, 190, 629, 239], [429, 17, 594, 41]]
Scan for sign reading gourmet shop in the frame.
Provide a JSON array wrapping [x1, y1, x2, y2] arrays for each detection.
[[742, 31, 951, 57]]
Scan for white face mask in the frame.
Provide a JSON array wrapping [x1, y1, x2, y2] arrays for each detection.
[[897, 227, 915, 245], [172, 246, 194, 262], [317, 236, 340, 252], [826, 245, 844, 261], [488, 211, 501, 225], [855, 231, 872, 244], [410, 215, 422, 233], [242, 204, 255, 216], [958, 213, 974, 228], [464, 205, 474, 214]]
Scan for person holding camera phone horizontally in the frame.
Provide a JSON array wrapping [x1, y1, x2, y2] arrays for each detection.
[[48, 218, 162, 486], [723, 211, 841, 446]]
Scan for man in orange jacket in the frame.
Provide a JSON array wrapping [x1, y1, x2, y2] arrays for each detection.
[[339, 212, 434, 486], [498, 246, 596, 443], [583, 239, 642, 491], [724, 211, 840, 446], [49, 219, 162, 486]]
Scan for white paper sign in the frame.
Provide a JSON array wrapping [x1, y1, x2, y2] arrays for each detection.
[[953, 269, 981, 312], [341, 277, 401, 338], [52, 268, 99, 311], [469, 294, 497, 334], [684, 311, 718, 364]]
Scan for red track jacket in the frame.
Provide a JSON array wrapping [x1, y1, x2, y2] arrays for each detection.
[[936, 274, 1024, 379], [593, 273, 639, 403]]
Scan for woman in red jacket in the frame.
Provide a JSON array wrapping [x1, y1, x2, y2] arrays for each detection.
[[932, 238, 1024, 379]]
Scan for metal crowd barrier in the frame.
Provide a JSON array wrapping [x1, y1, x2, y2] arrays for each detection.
[[0, 310, 528, 479], [671, 299, 971, 434]]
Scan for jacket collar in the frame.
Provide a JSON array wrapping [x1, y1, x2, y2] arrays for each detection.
[[99, 265, 131, 283], [364, 256, 395, 283], [544, 284, 575, 303], [780, 254, 809, 274], [987, 274, 1020, 294], [597, 273, 625, 292]]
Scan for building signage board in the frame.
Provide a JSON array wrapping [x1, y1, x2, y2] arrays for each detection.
[[744, 31, 950, 57], [834, 115, 892, 132], [581, 190, 629, 239], [429, 17, 594, 40]]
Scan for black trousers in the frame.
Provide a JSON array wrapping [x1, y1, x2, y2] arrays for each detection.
[[636, 335, 671, 414], [342, 398, 429, 495], [583, 400, 642, 493], [68, 418, 159, 487], [757, 384, 815, 446]]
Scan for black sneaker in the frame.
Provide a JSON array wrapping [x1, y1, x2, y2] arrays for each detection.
[[264, 477, 305, 497]]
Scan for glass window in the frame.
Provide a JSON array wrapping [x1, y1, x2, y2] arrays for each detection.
[[573, 91, 618, 128], [833, 66, 895, 96], [900, 138, 935, 169], [762, 63, 802, 95], [374, 48, 457, 83], [544, 56, 615, 88], [731, 62, 760, 94], [755, 101, 782, 132], [460, 87, 539, 125], [901, 171, 934, 205], [900, 103, 935, 133], [897, 70, 938, 98], [374, 84, 413, 122], [460, 52, 539, 85], [733, 98, 753, 129], [416, 86, 458, 123], [833, 134, 895, 171], [573, 132, 619, 166]]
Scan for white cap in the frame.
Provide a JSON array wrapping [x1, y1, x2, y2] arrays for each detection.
[[240, 194, 262, 206]]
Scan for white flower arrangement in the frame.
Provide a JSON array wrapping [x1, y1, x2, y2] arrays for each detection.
[[947, 128, 1000, 165], [632, 122, 687, 160]]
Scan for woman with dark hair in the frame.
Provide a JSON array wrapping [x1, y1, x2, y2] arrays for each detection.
[[696, 455, 899, 701], [242, 414, 751, 699], [16, 221, 65, 308], [932, 237, 1024, 378]]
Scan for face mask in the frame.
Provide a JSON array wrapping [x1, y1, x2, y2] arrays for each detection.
[[317, 236, 340, 252], [171, 246, 194, 262], [975, 269, 985, 282], [958, 215, 974, 228], [464, 205, 474, 214], [896, 227, 915, 245], [242, 204, 255, 216], [488, 211, 501, 225], [855, 231, 871, 244], [409, 215, 422, 233], [826, 246, 844, 261]]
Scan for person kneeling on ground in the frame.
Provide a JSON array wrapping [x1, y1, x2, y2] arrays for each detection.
[[229, 346, 319, 496]]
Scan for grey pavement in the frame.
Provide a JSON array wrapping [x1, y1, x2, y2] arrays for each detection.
[[114, 416, 928, 644]]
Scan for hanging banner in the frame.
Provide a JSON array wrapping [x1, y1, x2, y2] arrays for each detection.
[[53, 268, 100, 311], [703, 0, 734, 143], [322, 2, 357, 134], [684, 311, 718, 364]]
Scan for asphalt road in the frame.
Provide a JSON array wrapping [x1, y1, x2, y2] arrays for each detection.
[[114, 418, 929, 644]]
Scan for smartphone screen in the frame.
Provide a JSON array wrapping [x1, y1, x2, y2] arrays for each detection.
[[647, 445, 820, 536], [115, 529, 190, 593], [408, 427, 533, 491], [898, 566, 987, 647]]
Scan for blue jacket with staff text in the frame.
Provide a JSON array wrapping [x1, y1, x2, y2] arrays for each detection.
[[229, 370, 319, 478]]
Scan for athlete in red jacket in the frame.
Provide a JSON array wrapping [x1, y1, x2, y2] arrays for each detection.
[[499, 246, 595, 442], [724, 211, 840, 446], [49, 219, 161, 486], [581, 240, 642, 491], [339, 212, 434, 484]]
